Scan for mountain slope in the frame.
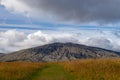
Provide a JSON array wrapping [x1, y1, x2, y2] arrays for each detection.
[[0, 53, 4, 57], [0, 43, 119, 62]]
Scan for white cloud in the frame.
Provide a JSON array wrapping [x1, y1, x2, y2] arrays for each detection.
[[85, 37, 113, 49], [0, 30, 120, 53], [0, 30, 78, 53], [0, 0, 52, 20], [0, 0, 31, 16]]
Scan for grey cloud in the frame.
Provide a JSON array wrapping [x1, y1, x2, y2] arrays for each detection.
[[86, 37, 113, 50], [20, 0, 120, 24], [112, 31, 120, 38]]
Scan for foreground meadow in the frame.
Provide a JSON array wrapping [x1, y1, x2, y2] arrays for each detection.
[[0, 59, 120, 80], [60, 59, 120, 80], [0, 62, 45, 80]]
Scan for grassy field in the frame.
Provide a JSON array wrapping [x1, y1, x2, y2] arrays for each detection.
[[0, 62, 45, 80], [0, 59, 120, 80], [60, 59, 120, 80]]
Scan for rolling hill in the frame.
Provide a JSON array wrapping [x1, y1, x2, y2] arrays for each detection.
[[0, 43, 119, 62]]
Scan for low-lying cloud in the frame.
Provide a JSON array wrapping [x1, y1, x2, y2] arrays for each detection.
[[0, 30, 120, 53], [1, 0, 120, 24]]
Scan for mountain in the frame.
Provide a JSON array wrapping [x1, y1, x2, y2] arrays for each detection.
[[0, 53, 4, 57], [0, 43, 120, 62]]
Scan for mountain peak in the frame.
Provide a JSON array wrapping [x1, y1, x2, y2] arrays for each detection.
[[0, 43, 119, 62]]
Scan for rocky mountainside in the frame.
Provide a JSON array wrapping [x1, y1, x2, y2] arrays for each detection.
[[0, 43, 120, 62], [0, 53, 4, 57]]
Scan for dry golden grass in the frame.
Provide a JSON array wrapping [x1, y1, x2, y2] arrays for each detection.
[[0, 62, 45, 80], [1, 59, 120, 80], [60, 59, 120, 80]]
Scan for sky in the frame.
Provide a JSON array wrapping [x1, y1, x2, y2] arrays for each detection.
[[0, 0, 120, 53]]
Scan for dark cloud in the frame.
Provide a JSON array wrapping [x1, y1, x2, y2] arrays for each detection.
[[20, 0, 120, 24]]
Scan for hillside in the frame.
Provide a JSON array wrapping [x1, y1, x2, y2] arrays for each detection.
[[0, 53, 4, 57], [0, 43, 120, 62]]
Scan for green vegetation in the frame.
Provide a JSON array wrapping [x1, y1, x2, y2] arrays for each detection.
[[0, 59, 120, 80], [0, 62, 75, 80], [32, 64, 75, 80]]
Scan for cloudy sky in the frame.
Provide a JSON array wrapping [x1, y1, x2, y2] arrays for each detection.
[[0, 0, 120, 53]]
